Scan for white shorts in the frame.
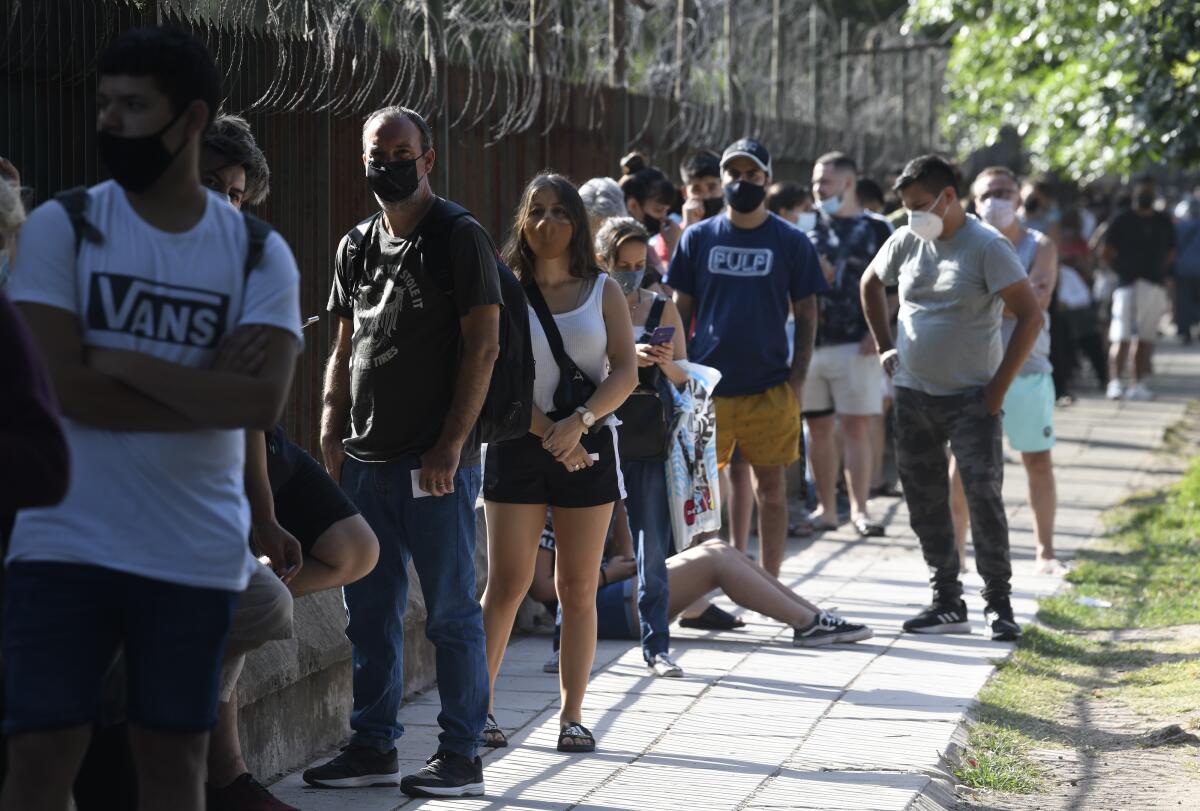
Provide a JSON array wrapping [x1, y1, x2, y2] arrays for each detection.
[[803, 342, 884, 416], [1109, 279, 1168, 342]]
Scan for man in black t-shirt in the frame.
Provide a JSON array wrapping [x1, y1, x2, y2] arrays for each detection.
[[306, 106, 501, 798], [1102, 176, 1176, 400]]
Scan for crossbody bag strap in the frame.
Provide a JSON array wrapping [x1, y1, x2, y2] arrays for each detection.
[[645, 295, 667, 332], [524, 280, 574, 377]]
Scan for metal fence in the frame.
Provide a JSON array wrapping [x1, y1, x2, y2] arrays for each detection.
[[2, 0, 947, 450]]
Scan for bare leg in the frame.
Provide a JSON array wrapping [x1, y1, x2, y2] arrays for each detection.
[[750, 464, 788, 577], [1, 727, 91, 811], [665, 542, 816, 627], [1133, 339, 1154, 383], [948, 455, 969, 570], [1109, 339, 1130, 383], [729, 460, 755, 552], [551, 503, 612, 732], [840, 414, 874, 520], [206, 691, 247, 789], [127, 725, 209, 811], [805, 414, 839, 526], [480, 502, 547, 715], [287, 514, 379, 597], [1022, 450, 1058, 562]]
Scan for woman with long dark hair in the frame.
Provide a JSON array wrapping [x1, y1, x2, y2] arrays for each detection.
[[480, 173, 637, 754]]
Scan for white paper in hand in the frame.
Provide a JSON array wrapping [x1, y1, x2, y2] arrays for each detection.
[[411, 469, 433, 499]]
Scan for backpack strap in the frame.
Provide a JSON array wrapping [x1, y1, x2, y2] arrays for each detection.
[[343, 212, 382, 293], [241, 211, 273, 280], [415, 198, 476, 295], [53, 187, 104, 254], [645, 295, 667, 332]]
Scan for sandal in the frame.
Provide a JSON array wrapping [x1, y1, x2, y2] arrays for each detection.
[[678, 604, 745, 630], [557, 721, 595, 753], [787, 520, 814, 538], [853, 515, 885, 538], [482, 713, 507, 749]]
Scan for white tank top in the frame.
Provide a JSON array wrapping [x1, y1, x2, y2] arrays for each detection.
[[529, 274, 611, 417]]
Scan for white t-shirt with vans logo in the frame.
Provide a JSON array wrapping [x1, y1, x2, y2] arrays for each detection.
[[6, 181, 302, 591]]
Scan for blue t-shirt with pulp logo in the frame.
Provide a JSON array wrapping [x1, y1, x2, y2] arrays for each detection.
[[666, 212, 827, 396]]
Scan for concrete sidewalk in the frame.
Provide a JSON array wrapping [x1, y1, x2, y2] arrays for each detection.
[[271, 345, 1197, 811]]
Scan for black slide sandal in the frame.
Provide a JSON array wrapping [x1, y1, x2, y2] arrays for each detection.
[[482, 714, 507, 749], [557, 722, 595, 753], [678, 604, 745, 631]]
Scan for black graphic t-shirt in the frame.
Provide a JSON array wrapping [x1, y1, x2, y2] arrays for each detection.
[[1103, 209, 1177, 285], [328, 199, 502, 465], [814, 212, 893, 346]]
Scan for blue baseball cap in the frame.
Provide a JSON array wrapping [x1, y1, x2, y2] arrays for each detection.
[[721, 138, 772, 175]]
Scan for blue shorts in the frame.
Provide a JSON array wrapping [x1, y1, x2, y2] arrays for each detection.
[[596, 578, 638, 640], [1002, 373, 1056, 453], [2, 562, 238, 735]]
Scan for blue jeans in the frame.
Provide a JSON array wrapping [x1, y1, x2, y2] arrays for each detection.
[[621, 458, 672, 662], [340, 457, 487, 758]]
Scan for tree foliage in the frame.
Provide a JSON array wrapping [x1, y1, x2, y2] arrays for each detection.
[[905, 0, 1200, 178]]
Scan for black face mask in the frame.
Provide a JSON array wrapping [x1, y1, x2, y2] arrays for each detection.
[[97, 108, 188, 193], [724, 180, 766, 214], [1136, 193, 1156, 210], [367, 156, 422, 203], [641, 213, 662, 237], [702, 197, 725, 219]]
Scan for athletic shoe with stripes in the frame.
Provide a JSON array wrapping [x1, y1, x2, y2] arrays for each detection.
[[793, 610, 874, 646], [984, 602, 1022, 641], [902, 599, 970, 634]]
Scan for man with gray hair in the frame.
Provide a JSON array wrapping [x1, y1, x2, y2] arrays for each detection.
[[305, 105, 501, 797]]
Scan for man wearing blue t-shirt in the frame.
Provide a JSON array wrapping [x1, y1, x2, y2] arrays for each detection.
[[667, 138, 827, 577]]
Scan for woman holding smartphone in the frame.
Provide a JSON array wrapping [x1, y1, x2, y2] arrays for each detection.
[[481, 174, 637, 754], [595, 217, 689, 678]]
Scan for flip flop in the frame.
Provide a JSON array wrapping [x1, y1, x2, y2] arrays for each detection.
[[558, 722, 595, 753]]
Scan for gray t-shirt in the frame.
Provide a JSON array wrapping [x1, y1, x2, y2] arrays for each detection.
[[871, 216, 1027, 396], [999, 229, 1052, 376]]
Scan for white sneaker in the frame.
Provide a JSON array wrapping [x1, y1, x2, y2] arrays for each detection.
[[646, 652, 683, 677], [1125, 382, 1154, 401], [543, 650, 559, 673], [1105, 379, 1125, 400]]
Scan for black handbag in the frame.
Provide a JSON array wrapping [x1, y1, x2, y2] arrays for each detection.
[[615, 297, 672, 461], [525, 280, 599, 422]]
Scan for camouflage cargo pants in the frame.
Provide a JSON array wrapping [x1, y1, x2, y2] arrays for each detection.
[[894, 386, 1012, 605]]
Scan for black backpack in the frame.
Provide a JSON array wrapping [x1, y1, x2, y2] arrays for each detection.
[[55, 186, 272, 277], [343, 199, 534, 445], [614, 296, 672, 461]]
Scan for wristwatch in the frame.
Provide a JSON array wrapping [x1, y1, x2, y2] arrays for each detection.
[[575, 406, 597, 432]]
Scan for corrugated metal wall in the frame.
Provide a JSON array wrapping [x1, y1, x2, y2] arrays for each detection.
[[1, 0, 913, 451]]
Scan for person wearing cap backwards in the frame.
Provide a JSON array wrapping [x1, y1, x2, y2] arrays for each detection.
[[666, 138, 827, 578], [860, 155, 1041, 642]]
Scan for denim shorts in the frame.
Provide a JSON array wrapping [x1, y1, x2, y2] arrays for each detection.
[[595, 578, 638, 640], [2, 562, 237, 734]]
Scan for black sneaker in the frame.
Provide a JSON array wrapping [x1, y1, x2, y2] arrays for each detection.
[[984, 602, 1022, 641], [302, 745, 399, 788], [902, 599, 970, 634], [400, 751, 485, 798], [793, 611, 874, 646]]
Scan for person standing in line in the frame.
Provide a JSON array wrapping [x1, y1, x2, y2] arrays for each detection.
[[2, 27, 302, 811], [951, 167, 1064, 578], [618, 156, 681, 287], [1173, 196, 1200, 344], [806, 152, 893, 537], [480, 173, 637, 754], [861, 155, 1042, 642], [1102, 176, 1177, 400], [305, 106, 500, 797], [598, 216, 689, 677], [678, 150, 726, 231], [667, 138, 826, 577]]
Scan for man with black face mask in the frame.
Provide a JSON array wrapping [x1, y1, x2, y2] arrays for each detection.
[[1101, 176, 1176, 400], [307, 106, 501, 798], [3, 27, 302, 811], [667, 138, 827, 579]]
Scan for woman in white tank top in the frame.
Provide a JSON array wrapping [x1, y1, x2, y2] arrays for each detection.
[[481, 174, 637, 754]]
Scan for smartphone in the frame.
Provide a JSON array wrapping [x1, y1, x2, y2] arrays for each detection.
[[302, 315, 320, 329], [649, 325, 676, 346]]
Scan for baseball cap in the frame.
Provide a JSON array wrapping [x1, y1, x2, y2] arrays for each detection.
[[721, 138, 771, 175]]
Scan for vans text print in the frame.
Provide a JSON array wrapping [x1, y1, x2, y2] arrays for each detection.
[[708, 247, 773, 277], [86, 273, 229, 349]]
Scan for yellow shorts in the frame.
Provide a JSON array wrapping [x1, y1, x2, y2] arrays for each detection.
[[714, 383, 802, 469]]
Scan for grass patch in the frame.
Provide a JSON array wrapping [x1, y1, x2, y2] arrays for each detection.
[[956, 454, 1200, 795], [954, 723, 1046, 793]]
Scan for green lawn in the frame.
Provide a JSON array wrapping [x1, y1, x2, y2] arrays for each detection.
[[956, 456, 1200, 794]]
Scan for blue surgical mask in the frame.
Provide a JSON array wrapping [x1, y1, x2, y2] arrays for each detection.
[[818, 195, 841, 216], [795, 211, 818, 232]]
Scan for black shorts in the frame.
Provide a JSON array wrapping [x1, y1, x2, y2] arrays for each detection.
[[266, 426, 360, 556], [484, 425, 624, 508]]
